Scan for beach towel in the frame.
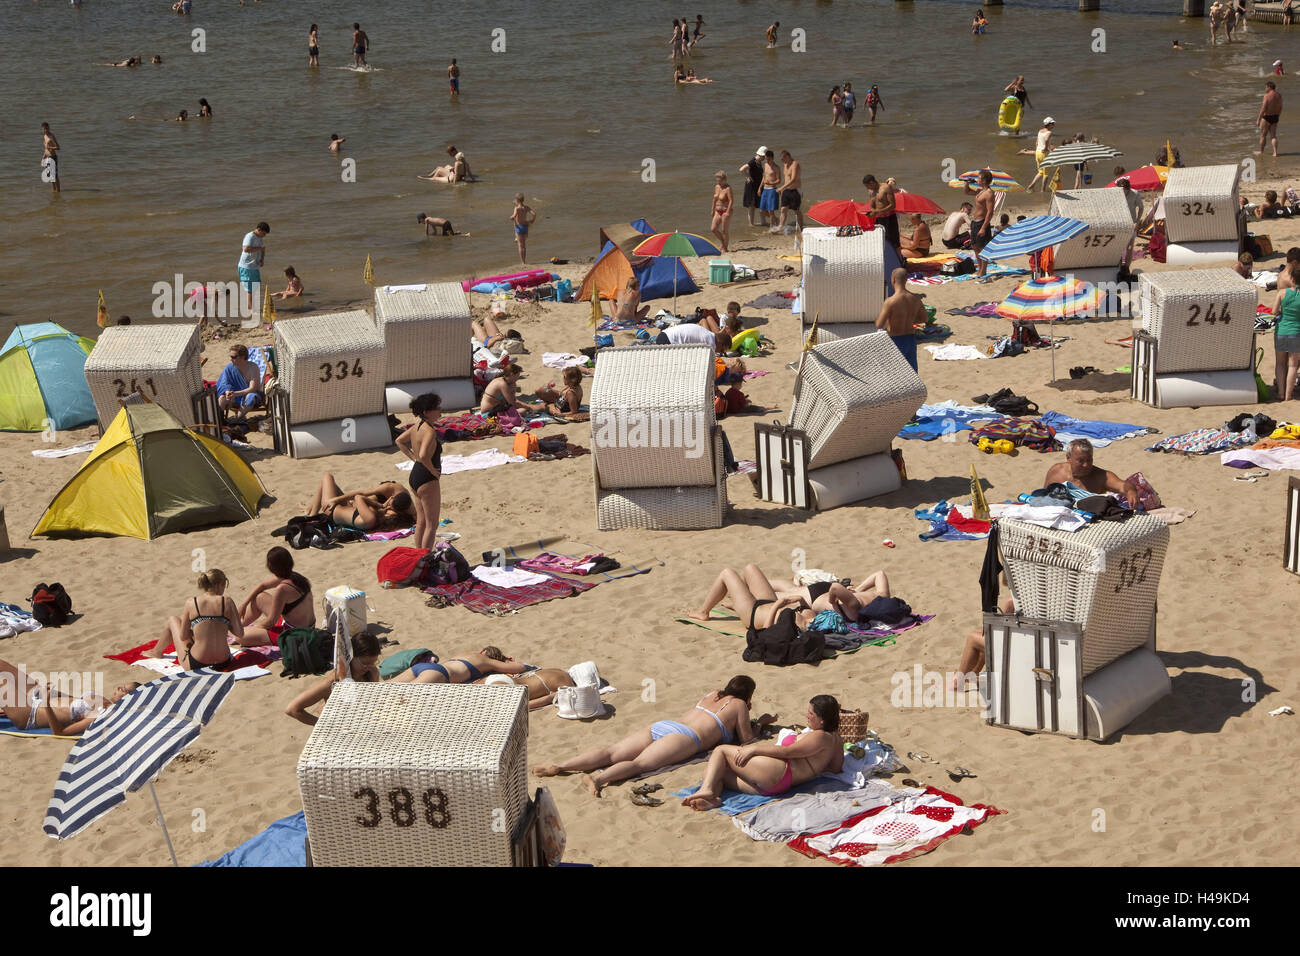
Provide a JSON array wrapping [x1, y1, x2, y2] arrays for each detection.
[[925, 344, 987, 361], [745, 292, 797, 310], [423, 574, 599, 616], [542, 352, 590, 370], [946, 301, 1003, 318], [479, 537, 661, 583], [1147, 428, 1251, 456], [735, 780, 911, 843], [0, 602, 43, 638], [471, 565, 551, 588], [970, 418, 1060, 452], [198, 811, 308, 867], [131, 657, 270, 680], [899, 401, 1002, 440], [824, 614, 934, 652], [789, 784, 1004, 867], [31, 441, 98, 459], [0, 714, 78, 739], [675, 614, 746, 638], [365, 527, 416, 542], [915, 499, 991, 541], [1220, 446, 1300, 471], [516, 553, 616, 575], [1039, 411, 1155, 449], [396, 448, 525, 475]]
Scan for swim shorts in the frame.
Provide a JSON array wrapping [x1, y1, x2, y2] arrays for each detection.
[[780, 188, 802, 210], [237, 266, 261, 289], [450, 77, 459, 91], [759, 187, 779, 211], [1263, 114, 1280, 126], [890, 333, 919, 372], [354, 45, 366, 55], [969, 220, 989, 251], [515, 224, 528, 236]]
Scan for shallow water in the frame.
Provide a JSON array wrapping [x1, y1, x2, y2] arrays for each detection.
[[2, 0, 1294, 337]]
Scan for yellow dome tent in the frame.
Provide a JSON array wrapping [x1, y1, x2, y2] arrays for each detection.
[[32, 403, 265, 539]]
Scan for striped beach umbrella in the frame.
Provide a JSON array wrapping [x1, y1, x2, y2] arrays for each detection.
[[807, 199, 875, 228], [948, 169, 1022, 192], [977, 216, 1089, 262], [1037, 143, 1123, 168], [44, 671, 235, 864], [631, 231, 720, 257], [996, 274, 1099, 381]]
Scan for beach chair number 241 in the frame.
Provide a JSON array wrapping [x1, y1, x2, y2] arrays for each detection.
[[319, 359, 364, 383], [353, 786, 451, 829], [112, 377, 157, 398]]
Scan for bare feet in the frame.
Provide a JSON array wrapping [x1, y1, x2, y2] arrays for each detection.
[[686, 609, 712, 622], [682, 792, 722, 811], [581, 773, 602, 797], [531, 764, 561, 777]]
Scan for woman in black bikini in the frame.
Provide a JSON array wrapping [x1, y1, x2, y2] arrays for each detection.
[[769, 570, 891, 623], [238, 547, 314, 647], [305, 472, 414, 532], [534, 366, 586, 420], [141, 569, 244, 669], [396, 392, 444, 550], [688, 564, 815, 639]]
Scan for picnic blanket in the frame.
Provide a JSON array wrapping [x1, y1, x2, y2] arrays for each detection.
[[1147, 428, 1252, 456], [422, 573, 598, 616], [1039, 411, 1156, 449], [787, 784, 1003, 866]]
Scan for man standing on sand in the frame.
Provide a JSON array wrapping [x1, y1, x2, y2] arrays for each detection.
[[510, 193, 536, 264], [759, 149, 781, 227], [863, 174, 900, 252], [352, 23, 369, 68], [237, 221, 269, 315], [448, 58, 460, 99], [774, 150, 804, 235], [765, 21, 779, 48], [739, 146, 765, 227], [876, 267, 926, 372], [1259, 81, 1282, 158], [967, 169, 996, 278], [41, 122, 60, 194]]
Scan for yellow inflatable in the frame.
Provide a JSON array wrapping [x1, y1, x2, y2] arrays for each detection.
[[997, 96, 1022, 134], [731, 328, 761, 350]]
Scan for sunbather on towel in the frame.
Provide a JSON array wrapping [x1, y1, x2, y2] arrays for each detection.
[[533, 675, 774, 796], [533, 366, 587, 420], [305, 472, 415, 532], [1, 658, 138, 736], [473, 668, 576, 710], [141, 568, 244, 669], [388, 645, 529, 685], [284, 633, 382, 726], [236, 547, 315, 647], [683, 695, 843, 810], [688, 564, 815, 635], [769, 571, 891, 623]]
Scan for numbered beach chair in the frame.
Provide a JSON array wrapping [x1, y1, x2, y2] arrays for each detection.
[[1161, 164, 1242, 265], [1286, 476, 1300, 576], [372, 282, 476, 413], [985, 514, 1171, 740], [297, 682, 531, 866], [1048, 187, 1137, 284], [1130, 268, 1258, 408], [800, 226, 902, 342], [83, 323, 215, 431], [270, 311, 390, 458], [588, 344, 726, 530], [776, 332, 925, 510]]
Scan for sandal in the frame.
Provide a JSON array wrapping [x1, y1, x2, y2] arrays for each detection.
[[632, 783, 663, 796], [906, 750, 939, 764], [630, 791, 663, 807], [947, 766, 977, 781], [901, 778, 924, 788]]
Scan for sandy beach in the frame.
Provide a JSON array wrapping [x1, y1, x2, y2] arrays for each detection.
[[3, 172, 1299, 868]]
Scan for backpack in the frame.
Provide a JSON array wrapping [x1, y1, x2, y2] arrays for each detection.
[[988, 391, 1039, 417], [377, 546, 432, 588], [30, 583, 73, 627], [279, 627, 333, 678], [941, 257, 977, 276], [422, 543, 471, 586]]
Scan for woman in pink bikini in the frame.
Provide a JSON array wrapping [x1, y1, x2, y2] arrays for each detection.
[[683, 695, 842, 810]]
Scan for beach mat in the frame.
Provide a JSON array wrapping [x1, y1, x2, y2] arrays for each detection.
[[481, 536, 663, 583], [674, 613, 745, 638], [198, 811, 307, 867], [0, 714, 77, 740], [423, 574, 599, 616], [674, 784, 778, 816]]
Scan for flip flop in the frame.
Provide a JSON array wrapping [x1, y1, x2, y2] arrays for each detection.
[[947, 766, 977, 781], [632, 783, 663, 796], [630, 791, 663, 807], [907, 750, 939, 764], [901, 778, 924, 788]]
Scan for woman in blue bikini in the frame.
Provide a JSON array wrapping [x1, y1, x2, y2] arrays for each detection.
[[532, 676, 774, 797], [388, 646, 528, 685]]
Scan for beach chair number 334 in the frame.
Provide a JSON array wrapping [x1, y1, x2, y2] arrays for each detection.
[[352, 785, 451, 829], [319, 359, 364, 383]]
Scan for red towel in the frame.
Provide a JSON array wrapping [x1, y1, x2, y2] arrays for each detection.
[[105, 641, 174, 664], [945, 511, 991, 535]]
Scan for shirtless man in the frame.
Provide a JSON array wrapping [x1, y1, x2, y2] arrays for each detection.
[[863, 174, 900, 252], [448, 58, 460, 98], [967, 169, 996, 278], [41, 122, 60, 194], [765, 21, 780, 48], [876, 267, 926, 372], [1259, 81, 1282, 158], [509, 192, 536, 263], [760, 149, 781, 226], [328, 133, 346, 153], [900, 212, 932, 259], [942, 202, 972, 248], [351, 22, 369, 68], [417, 213, 467, 236], [1043, 439, 1139, 509], [773, 150, 804, 234]]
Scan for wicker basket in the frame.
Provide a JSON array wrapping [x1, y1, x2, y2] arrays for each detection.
[[789, 332, 927, 469], [1049, 188, 1137, 269], [594, 430, 727, 530], [373, 282, 472, 383], [1138, 269, 1256, 374], [801, 226, 889, 325], [274, 311, 388, 424], [83, 324, 203, 429], [297, 682, 529, 867], [1000, 515, 1169, 675], [839, 709, 871, 742], [1162, 165, 1241, 243]]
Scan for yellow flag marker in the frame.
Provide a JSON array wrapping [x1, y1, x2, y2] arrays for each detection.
[[363, 254, 375, 287], [589, 289, 602, 329], [96, 289, 110, 329], [970, 464, 990, 521], [802, 312, 820, 351], [261, 287, 277, 325]]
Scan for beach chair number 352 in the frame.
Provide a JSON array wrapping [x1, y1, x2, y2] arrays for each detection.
[[319, 359, 364, 383], [352, 786, 451, 829], [1113, 548, 1154, 593]]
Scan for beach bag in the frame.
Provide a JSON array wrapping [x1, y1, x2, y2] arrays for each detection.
[[555, 278, 573, 302], [988, 391, 1038, 417], [377, 547, 432, 589], [496, 408, 524, 432], [1126, 472, 1162, 512], [1254, 347, 1271, 402], [839, 708, 871, 742], [941, 257, 977, 276], [513, 432, 540, 457], [30, 583, 73, 627], [714, 390, 728, 416], [279, 627, 332, 678], [859, 596, 913, 626], [422, 542, 471, 586], [555, 683, 606, 719], [743, 625, 825, 667]]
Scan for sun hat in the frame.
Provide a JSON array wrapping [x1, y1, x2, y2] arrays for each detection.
[[484, 673, 515, 686], [1274, 60, 1283, 68], [755, 145, 768, 158], [1043, 117, 1056, 125]]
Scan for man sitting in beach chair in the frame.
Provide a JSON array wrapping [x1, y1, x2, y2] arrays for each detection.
[[216, 344, 265, 421], [1044, 439, 1139, 509]]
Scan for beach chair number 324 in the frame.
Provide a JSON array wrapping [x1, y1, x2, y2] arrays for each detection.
[[319, 359, 364, 383], [352, 786, 451, 829]]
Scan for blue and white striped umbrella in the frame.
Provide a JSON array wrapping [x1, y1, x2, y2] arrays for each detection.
[[44, 671, 234, 844], [977, 215, 1090, 262]]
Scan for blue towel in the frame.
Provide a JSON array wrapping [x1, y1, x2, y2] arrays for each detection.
[[673, 785, 779, 816], [197, 811, 307, 867], [1040, 411, 1150, 447], [0, 714, 57, 736]]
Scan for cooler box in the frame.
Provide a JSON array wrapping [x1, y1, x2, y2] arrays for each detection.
[[323, 585, 367, 640], [709, 260, 733, 283]]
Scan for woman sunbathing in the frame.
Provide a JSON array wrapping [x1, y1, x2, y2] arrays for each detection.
[[534, 366, 587, 420], [476, 668, 577, 710], [612, 277, 650, 324], [769, 571, 891, 623], [533, 675, 772, 796], [141, 569, 244, 669], [472, 314, 521, 350], [237, 547, 315, 647], [388, 646, 529, 684], [480, 363, 541, 415], [683, 695, 843, 810], [284, 633, 382, 725], [1, 659, 139, 736], [688, 564, 815, 637], [305, 472, 414, 532]]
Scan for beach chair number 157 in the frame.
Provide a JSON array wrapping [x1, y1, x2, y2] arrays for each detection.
[[352, 786, 451, 829], [319, 359, 364, 383], [1186, 303, 1231, 327]]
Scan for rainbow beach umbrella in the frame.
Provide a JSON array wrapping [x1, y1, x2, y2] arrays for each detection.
[[996, 274, 1099, 381], [631, 231, 719, 314], [948, 169, 1022, 192]]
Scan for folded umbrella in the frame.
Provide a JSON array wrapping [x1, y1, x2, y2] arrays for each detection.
[[1038, 143, 1123, 168]]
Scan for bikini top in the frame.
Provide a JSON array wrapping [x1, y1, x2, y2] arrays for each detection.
[[282, 588, 308, 615], [695, 696, 734, 744], [190, 596, 233, 629]]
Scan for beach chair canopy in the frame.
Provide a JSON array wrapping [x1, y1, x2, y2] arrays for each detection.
[[0, 322, 97, 432]]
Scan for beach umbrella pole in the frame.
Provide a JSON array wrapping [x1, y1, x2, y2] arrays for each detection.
[[149, 782, 180, 868]]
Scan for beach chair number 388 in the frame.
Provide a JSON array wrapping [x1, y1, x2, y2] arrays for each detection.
[[352, 786, 451, 829], [319, 359, 364, 383]]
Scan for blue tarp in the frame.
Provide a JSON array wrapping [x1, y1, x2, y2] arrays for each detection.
[[197, 811, 307, 867]]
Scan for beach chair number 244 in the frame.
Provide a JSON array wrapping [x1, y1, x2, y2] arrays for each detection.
[[319, 359, 364, 383], [1186, 303, 1232, 327], [352, 786, 451, 829]]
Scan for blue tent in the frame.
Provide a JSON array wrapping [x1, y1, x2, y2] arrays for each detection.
[[586, 218, 700, 302], [0, 322, 98, 432]]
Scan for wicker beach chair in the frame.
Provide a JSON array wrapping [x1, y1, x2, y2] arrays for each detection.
[[1049, 188, 1137, 270], [297, 682, 530, 867], [800, 226, 889, 340], [1162, 164, 1241, 243], [83, 323, 206, 429], [373, 282, 475, 410], [1286, 476, 1300, 576], [589, 344, 726, 530], [273, 310, 387, 424], [1137, 268, 1257, 374]]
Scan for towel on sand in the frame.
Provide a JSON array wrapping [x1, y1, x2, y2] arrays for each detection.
[[198, 812, 308, 867], [423, 574, 599, 616]]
